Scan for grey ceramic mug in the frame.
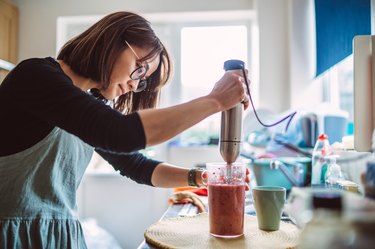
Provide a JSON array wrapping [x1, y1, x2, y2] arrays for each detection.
[[252, 186, 286, 231]]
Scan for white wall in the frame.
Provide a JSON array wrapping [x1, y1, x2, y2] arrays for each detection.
[[256, 0, 290, 112], [255, 0, 320, 113], [289, 0, 322, 111]]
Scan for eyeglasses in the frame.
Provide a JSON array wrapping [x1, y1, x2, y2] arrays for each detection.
[[125, 40, 149, 93]]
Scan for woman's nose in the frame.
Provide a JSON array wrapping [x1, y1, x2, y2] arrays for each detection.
[[128, 80, 138, 91]]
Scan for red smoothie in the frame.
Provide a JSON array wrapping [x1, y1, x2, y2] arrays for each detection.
[[208, 184, 245, 237]]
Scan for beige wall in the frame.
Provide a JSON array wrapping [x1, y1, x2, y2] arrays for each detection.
[[12, 0, 252, 60]]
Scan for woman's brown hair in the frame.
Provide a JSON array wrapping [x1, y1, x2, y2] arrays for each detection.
[[57, 11, 172, 114]]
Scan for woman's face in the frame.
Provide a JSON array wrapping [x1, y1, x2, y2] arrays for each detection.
[[100, 45, 160, 100]]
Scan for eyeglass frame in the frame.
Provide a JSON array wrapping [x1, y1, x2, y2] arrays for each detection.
[[125, 40, 149, 93]]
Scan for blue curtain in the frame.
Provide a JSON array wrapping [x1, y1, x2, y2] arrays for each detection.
[[315, 0, 371, 76]]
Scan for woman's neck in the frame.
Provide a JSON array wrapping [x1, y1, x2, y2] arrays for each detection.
[[56, 60, 99, 91]]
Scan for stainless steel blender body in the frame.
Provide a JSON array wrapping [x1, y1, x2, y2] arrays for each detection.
[[220, 59, 245, 164], [220, 103, 243, 163]]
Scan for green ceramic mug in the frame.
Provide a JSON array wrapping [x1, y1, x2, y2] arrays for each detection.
[[252, 186, 286, 231]]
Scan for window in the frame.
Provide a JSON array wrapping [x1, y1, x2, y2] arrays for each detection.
[[148, 11, 255, 146], [321, 55, 353, 134], [177, 25, 248, 145], [181, 26, 248, 90]]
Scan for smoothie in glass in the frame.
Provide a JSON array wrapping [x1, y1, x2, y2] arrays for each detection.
[[205, 162, 246, 238], [208, 183, 245, 237]]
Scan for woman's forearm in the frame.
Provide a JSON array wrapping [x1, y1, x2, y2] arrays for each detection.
[[138, 70, 248, 146], [138, 96, 219, 146], [151, 163, 250, 190], [151, 163, 204, 188]]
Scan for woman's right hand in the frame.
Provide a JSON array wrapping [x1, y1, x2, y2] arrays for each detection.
[[208, 69, 250, 112]]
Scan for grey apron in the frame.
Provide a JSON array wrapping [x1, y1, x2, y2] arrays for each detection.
[[0, 127, 94, 249]]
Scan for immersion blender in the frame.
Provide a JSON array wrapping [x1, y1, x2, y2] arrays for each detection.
[[220, 59, 245, 165]]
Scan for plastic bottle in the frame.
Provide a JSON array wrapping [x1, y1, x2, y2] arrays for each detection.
[[311, 134, 331, 185], [324, 156, 345, 189], [298, 191, 354, 249]]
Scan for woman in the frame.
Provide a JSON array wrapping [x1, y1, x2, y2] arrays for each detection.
[[0, 11, 249, 248]]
